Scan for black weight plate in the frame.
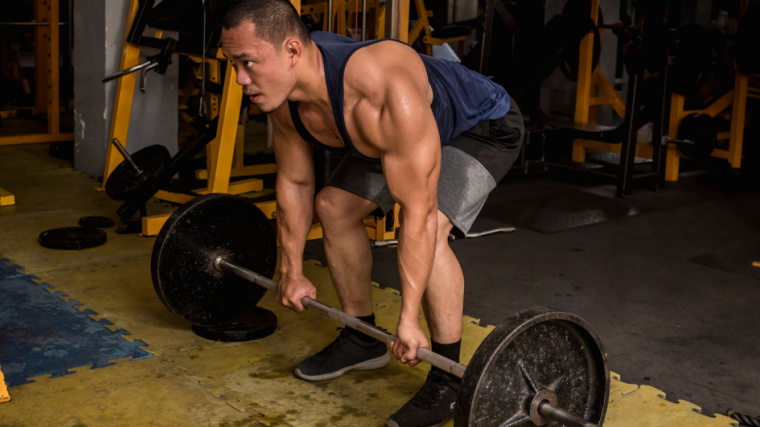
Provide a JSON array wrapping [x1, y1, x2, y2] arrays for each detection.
[[39, 227, 107, 250], [151, 193, 277, 327], [105, 144, 171, 201], [79, 216, 115, 228], [678, 113, 718, 159], [191, 307, 277, 342], [455, 307, 609, 427]]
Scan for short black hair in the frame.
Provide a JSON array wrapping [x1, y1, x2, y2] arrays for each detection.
[[223, 0, 311, 50]]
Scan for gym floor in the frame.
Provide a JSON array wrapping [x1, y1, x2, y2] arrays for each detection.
[[1, 138, 758, 426]]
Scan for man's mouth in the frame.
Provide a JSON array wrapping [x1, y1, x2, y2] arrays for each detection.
[[249, 93, 260, 103]]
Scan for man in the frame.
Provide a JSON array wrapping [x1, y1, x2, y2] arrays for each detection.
[[221, 1, 523, 425]]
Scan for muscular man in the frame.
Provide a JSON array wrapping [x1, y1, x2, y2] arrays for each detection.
[[222, 1, 523, 425]]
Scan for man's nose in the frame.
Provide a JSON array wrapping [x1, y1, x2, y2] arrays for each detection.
[[235, 70, 250, 86]]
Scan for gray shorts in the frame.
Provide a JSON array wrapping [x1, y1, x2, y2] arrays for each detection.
[[326, 98, 524, 237]]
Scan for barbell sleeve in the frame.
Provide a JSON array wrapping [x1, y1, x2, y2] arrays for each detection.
[[109, 138, 142, 173], [538, 401, 598, 427], [214, 256, 467, 378]]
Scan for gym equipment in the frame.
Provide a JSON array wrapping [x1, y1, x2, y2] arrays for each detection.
[[673, 113, 718, 159], [108, 120, 219, 226], [39, 227, 107, 250], [151, 193, 609, 426], [104, 139, 171, 201], [191, 307, 277, 342]]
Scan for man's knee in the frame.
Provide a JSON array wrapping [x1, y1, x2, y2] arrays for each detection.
[[436, 210, 455, 247], [314, 187, 374, 226]]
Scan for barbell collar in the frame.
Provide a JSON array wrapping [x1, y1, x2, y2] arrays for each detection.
[[214, 256, 467, 378]]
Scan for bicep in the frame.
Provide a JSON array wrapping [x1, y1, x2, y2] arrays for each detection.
[[374, 78, 441, 211]]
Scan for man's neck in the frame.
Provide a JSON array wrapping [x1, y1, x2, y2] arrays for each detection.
[[289, 41, 329, 107]]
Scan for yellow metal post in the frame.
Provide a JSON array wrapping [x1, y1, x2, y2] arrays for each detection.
[[47, 0, 60, 136], [102, 0, 142, 184], [206, 64, 244, 193], [34, 0, 50, 116], [727, 72, 748, 168], [0, 0, 73, 145], [571, 0, 598, 162]]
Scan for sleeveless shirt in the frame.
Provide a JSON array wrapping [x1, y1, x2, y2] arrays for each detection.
[[288, 31, 510, 161]]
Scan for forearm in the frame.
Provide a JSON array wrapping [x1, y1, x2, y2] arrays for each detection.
[[276, 177, 315, 278], [397, 203, 438, 324]]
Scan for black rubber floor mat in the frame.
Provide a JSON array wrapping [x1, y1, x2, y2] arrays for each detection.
[[690, 246, 760, 281], [482, 189, 639, 233]]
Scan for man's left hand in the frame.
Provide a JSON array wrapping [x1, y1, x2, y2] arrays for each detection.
[[390, 319, 428, 367]]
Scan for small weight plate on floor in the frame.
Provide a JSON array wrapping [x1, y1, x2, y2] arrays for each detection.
[[191, 307, 277, 342], [79, 216, 115, 228], [455, 307, 609, 427], [151, 193, 277, 327], [39, 227, 107, 250], [105, 144, 171, 201]]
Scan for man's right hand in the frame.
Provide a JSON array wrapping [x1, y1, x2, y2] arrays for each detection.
[[276, 274, 317, 313]]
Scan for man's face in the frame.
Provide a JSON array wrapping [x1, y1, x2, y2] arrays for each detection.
[[221, 21, 295, 113]]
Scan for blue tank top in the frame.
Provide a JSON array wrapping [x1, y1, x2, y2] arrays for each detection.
[[288, 31, 510, 161]]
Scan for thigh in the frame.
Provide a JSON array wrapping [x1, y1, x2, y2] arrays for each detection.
[[325, 155, 396, 216]]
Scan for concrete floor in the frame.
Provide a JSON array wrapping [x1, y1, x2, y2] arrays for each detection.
[[0, 141, 757, 426], [334, 163, 760, 420]]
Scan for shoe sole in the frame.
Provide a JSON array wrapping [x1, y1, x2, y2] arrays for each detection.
[[294, 352, 391, 381]]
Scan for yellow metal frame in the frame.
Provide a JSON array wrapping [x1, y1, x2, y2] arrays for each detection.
[[0, 363, 9, 403], [0, 0, 74, 146], [572, 0, 749, 181], [0, 187, 16, 207], [408, 0, 467, 56], [666, 73, 748, 178]]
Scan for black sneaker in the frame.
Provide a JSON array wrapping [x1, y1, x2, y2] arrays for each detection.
[[386, 369, 460, 427], [294, 328, 391, 381]]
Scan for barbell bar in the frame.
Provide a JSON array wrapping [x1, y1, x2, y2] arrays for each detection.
[[213, 255, 596, 427], [151, 193, 609, 426]]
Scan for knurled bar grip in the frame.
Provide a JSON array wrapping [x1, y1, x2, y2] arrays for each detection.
[[215, 257, 467, 378]]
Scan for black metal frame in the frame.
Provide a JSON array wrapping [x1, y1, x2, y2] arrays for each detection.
[[126, 0, 226, 57]]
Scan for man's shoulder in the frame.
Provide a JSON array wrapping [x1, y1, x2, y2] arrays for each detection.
[[349, 40, 419, 71], [310, 31, 353, 46]]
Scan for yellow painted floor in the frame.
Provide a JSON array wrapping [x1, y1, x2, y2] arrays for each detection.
[[0, 144, 739, 426]]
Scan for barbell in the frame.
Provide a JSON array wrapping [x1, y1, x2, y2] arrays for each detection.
[[151, 193, 609, 426]]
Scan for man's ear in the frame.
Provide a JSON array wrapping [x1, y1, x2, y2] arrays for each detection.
[[285, 38, 302, 66]]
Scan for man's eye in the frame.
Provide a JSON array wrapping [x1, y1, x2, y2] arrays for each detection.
[[244, 61, 254, 68]]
